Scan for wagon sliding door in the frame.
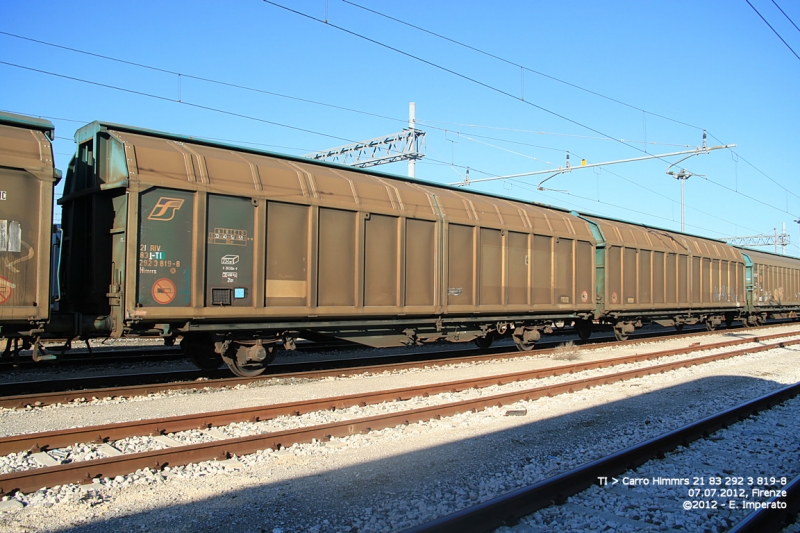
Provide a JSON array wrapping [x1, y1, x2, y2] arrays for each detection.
[[265, 202, 309, 307]]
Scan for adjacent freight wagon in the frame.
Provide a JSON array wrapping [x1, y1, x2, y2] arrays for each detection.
[[577, 214, 748, 339], [0, 112, 60, 356], [2, 112, 799, 375], [740, 249, 800, 319]]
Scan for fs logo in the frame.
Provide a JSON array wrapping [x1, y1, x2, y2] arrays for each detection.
[[148, 197, 185, 221]]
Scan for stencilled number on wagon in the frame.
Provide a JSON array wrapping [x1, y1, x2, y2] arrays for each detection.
[[147, 197, 185, 221]]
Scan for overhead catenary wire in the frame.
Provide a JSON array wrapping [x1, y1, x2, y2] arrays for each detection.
[[1, 30, 691, 160], [418, 119, 694, 148], [341, 0, 704, 132], [261, 0, 702, 175], [0, 61, 355, 143], [771, 0, 800, 34], [0, 31, 407, 126], [9, 111, 316, 154], [336, 1, 800, 219], [7, 17, 788, 212], [424, 149, 764, 237], [706, 130, 800, 203], [745, 0, 800, 61], [4, 11, 796, 240]]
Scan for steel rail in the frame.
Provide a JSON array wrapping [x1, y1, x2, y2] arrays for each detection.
[[728, 473, 800, 533], [399, 381, 800, 533], [0, 345, 183, 369], [1, 327, 796, 409], [0, 337, 797, 495], [2, 335, 798, 456]]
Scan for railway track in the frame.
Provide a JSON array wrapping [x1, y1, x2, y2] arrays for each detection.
[[401, 383, 800, 533], [0, 338, 362, 370], [0, 344, 183, 370], [1, 325, 796, 409], [1, 330, 798, 497]]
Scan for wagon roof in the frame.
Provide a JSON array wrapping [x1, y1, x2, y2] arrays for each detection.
[[74, 119, 578, 215], [0, 111, 55, 139]]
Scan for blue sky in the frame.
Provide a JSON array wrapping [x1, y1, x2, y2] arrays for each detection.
[[2, 1, 799, 256]]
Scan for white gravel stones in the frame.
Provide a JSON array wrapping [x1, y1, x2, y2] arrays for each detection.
[[502, 394, 800, 533], [0, 325, 799, 532]]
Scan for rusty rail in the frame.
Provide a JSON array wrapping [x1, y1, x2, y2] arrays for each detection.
[[3, 335, 799, 456], [0, 336, 798, 495], [399, 381, 800, 533], [2, 328, 797, 410]]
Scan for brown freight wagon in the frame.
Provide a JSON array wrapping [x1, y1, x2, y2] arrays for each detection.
[[739, 249, 800, 322], [579, 214, 747, 339], [0, 112, 59, 355], [58, 121, 600, 375]]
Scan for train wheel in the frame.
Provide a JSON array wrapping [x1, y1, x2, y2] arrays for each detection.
[[575, 320, 592, 342], [474, 333, 494, 350], [674, 324, 684, 332], [222, 342, 274, 377], [224, 357, 266, 377], [613, 321, 634, 342], [513, 338, 536, 351], [705, 321, 717, 332], [513, 327, 539, 351], [181, 336, 223, 370]]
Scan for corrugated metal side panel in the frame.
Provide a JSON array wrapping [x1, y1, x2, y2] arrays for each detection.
[[265, 202, 309, 307], [640, 250, 652, 304], [404, 219, 435, 306], [554, 238, 573, 305], [665, 253, 676, 304], [691, 257, 701, 304], [607, 245, 621, 306], [478, 228, 502, 306], [507, 232, 529, 306], [653, 251, 665, 304], [447, 224, 475, 306], [364, 214, 399, 307], [317, 208, 356, 307], [623, 247, 637, 305], [532, 236, 553, 305], [576, 240, 593, 305], [678, 255, 689, 304]]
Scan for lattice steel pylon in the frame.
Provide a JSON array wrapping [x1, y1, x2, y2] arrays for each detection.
[[304, 128, 425, 170], [723, 231, 790, 253], [305, 103, 425, 177]]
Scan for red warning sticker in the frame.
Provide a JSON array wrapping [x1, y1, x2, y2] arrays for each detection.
[[152, 278, 176, 305], [0, 276, 14, 305]]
